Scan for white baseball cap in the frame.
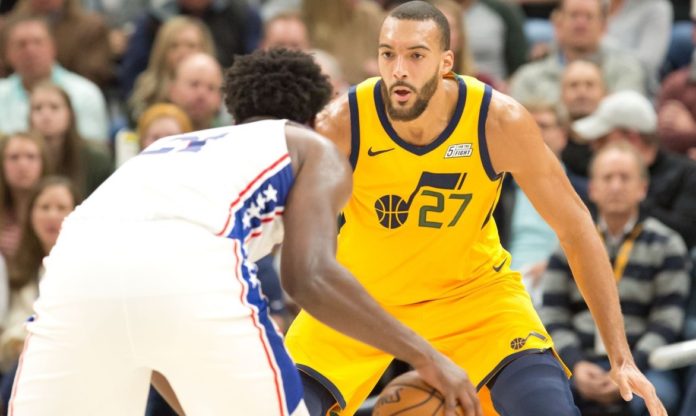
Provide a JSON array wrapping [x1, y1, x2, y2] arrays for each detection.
[[572, 90, 657, 141]]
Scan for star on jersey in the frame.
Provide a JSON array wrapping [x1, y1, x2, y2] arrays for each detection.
[[241, 184, 280, 229]]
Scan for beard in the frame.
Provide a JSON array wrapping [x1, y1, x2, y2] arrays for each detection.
[[381, 70, 439, 122]]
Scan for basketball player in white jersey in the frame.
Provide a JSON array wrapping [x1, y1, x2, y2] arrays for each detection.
[[8, 49, 481, 416]]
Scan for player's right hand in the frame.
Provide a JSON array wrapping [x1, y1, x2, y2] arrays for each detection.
[[413, 352, 483, 416]]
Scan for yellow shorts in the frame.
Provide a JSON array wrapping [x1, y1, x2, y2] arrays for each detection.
[[285, 272, 569, 415]]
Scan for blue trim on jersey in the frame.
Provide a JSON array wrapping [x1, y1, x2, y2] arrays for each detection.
[[373, 76, 467, 156], [227, 163, 293, 241], [238, 258, 305, 414], [348, 85, 360, 170], [478, 84, 500, 181], [297, 364, 347, 409]]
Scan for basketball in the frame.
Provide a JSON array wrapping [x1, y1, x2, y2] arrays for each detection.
[[372, 371, 464, 416], [374, 194, 409, 229]]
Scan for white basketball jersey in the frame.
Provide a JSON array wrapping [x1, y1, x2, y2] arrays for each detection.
[[70, 119, 293, 261]]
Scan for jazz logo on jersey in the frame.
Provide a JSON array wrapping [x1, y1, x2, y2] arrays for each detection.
[[509, 331, 547, 350], [444, 143, 472, 159], [374, 171, 471, 229]]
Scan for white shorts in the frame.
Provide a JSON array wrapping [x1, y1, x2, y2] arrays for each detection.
[[9, 219, 308, 416]]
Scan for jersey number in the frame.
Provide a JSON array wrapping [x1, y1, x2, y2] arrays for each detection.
[[419, 190, 472, 229], [140, 132, 226, 155]]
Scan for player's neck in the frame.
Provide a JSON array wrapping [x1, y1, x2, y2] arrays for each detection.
[[389, 79, 458, 146]]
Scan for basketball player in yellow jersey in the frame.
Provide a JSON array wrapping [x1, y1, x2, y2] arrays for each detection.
[[285, 2, 666, 416]]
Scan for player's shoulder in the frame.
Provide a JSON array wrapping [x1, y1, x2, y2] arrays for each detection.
[[315, 93, 350, 133], [487, 89, 529, 126], [483, 88, 536, 144], [285, 123, 347, 168], [314, 92, 352, 156]]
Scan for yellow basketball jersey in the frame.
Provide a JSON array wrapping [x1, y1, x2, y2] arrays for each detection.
[[338, 74, 510, 306]]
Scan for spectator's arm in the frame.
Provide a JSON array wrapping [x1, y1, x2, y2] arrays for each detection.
[[634, 233, 691, 371], [540, 250, 586, 370]]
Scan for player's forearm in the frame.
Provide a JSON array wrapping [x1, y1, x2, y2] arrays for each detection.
[[558, 225, 633, 366], [285, 263, 435, 368]]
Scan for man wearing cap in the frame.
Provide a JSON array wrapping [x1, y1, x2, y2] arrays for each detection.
[[572, 90, 696, 250], [541, 141, 691, 416]]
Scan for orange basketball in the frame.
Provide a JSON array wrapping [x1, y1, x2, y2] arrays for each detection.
[[372, 371, 464, 415]]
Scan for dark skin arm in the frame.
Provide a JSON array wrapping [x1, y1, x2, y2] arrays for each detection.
[[282, 124, 481, 416]]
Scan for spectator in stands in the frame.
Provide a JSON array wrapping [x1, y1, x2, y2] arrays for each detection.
[[119, 0, 260, 100], [0, 176, 79, 406], [2, 0, 113, 88], [541, 142, 690, 416], [303, 0, 384, 84], [128, 16, 215, 122], [137, 103, 193, 150], [0, 132, 47, 261], [28, 82, 112, 197], [0, 16, 109, 143], [560, 59, 606, 177], [167, 52, 224, 131], [573, 90, 696, 249], [509, 0, 645, 104], [657, 34, 696, 160], [460, 0, 529, 87], [605, 0, 672, 96], [260, 11, 309, 51]]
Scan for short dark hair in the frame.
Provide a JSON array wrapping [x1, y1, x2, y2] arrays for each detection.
[[223, 48, 332, 125], [388, 0, 451, 50]]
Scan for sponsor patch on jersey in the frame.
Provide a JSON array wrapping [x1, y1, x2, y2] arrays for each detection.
[[444, 143, 472, 158]]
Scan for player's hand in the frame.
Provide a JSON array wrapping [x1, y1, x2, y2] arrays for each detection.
[[609, 361, 667, 416], [413, 352, 483, 416]]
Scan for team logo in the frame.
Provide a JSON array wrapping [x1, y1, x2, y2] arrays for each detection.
[[444, 143, 472, 159], [368, 146, 395, 157], [374, 172, 471, 229], [510, 332, 547, 350]]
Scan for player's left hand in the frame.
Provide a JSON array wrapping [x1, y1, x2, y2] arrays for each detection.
[[609, 361, 667, 416], [414, 352, 483, 416]]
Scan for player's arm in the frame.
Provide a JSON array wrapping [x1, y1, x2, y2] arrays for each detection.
[[282, 125, 481, 416], [485, 92, 665, 416]]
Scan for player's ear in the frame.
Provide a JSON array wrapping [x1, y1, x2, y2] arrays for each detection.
[[441, 50, 454, 75]]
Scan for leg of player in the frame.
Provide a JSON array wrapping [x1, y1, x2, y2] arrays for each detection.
[[488, 350, 581, 415]]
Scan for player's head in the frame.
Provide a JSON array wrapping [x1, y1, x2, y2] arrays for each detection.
[[223, 48, 332, 125], [379, 1, 454, 121]]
